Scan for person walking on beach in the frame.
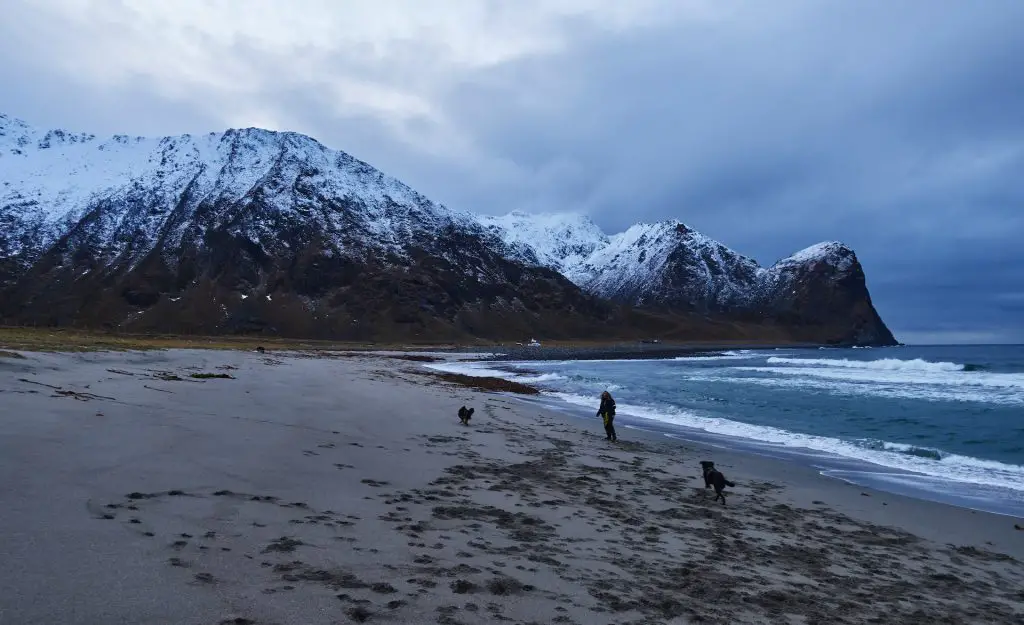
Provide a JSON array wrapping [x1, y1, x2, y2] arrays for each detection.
[[597, 391, 617, 442]]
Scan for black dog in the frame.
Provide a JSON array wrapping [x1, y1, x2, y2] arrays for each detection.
[[458, 406, 475, 425], [700, 460, 736, 505]]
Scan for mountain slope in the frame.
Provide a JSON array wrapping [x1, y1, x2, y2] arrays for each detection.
[[1, 113, 895, 345], [756, 241, 895, 346], [478, 211, 609, 271], [0, 114, 616, 340], [481, 216, 896, 345]]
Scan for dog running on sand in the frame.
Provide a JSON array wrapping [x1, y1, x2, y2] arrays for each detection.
[[458, 406, 475, 425], [700, 460, 736, 505]]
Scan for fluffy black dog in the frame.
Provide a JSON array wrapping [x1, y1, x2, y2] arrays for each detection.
[[458, 406, 475, 425], [700, 460, 736, 505]]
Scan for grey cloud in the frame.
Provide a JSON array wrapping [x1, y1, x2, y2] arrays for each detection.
[[421, 1, 1024, 342]]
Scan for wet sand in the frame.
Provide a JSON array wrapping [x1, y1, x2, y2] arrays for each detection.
[[1, 349, 1022, 624]]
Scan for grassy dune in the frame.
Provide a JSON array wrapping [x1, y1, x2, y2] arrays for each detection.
[[0, 327, 381, 353]]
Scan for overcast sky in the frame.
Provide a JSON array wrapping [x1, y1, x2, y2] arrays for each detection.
[[2, 0, 1022, 344]]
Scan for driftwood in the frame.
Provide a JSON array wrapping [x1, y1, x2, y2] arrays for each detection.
[[18, 378, 115, 401]]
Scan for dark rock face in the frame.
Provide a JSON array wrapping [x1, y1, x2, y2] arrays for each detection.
[[753, 244, 896, 346], [608, 236, 896, 346], [0, 205, 617, 342], [542, 219, 894, 346]]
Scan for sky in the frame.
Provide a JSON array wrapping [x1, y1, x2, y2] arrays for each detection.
[[1, 0, 1022, 344]]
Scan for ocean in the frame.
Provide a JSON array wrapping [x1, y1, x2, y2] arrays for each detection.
[[426, 345, 1024, 517]]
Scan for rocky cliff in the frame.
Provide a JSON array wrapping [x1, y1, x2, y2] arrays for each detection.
[[481, 215, 896, 346]]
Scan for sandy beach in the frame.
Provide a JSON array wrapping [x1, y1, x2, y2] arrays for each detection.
[[1, 348, 1022, 624]]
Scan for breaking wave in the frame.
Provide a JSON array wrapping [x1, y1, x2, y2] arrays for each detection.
[[675, 350, 761, 362], [766, 356, 965, 372], [739, 366, 1024, 394], [546, 391, 1024, 493], [422, 362, 566, 384], [420, 347, 1024, 509]]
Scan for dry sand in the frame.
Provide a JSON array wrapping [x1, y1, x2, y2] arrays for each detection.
[[1, 348, 1022, 624]]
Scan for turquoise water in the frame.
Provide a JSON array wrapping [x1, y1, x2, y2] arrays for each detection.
[[428, 345, 1024, 516]]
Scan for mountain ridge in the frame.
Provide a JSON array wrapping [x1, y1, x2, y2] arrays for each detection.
[[479, 212, 888, 338], [1, 114, 896, 345]]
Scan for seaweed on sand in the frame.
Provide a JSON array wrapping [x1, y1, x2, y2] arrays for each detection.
[[426, 372, 539, 395]]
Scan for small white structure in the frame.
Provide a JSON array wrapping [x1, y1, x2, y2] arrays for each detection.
[[527, 338, 541, 347]]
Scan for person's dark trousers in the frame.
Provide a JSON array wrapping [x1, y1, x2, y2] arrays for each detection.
[[604, 419, 617, 441]]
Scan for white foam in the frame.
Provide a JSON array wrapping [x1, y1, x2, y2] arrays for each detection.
[[675, 350, 759, 362], [496, 351, 762, 367], [501, 358, 671, 366], [440, 356, 1024, 493], [767, 356, 964, 372], [364, 351, 505, 360], [422, 361, 565, 384], [687, 370, 1018, 405], [743, 366, 1024, 392], [547, 391, 1024, 493]]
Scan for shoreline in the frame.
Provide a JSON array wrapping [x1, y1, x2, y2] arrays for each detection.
[[455, 342, 826, 362], [0, 326, 879, 359], [535, 394, 1024, 519], [507, 395, 1024, 551], [1, 348, 1021, 623], [423, 351, 1024, 519]]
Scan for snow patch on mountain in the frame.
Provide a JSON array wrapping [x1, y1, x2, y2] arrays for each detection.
[[3, 112, 863, 301], [564, 221, 685, 300], [569, 220, 766, 308], [480, 212, 861, 311], [1, 114, 486, 269], [478, 210, 608, 271], [478, 213, 768, 307], [771, 241, 856, 272]]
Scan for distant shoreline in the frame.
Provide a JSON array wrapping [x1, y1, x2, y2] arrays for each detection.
[[460, 341, 831, 362], [421, 344, 1024, 519], [0, 326, 871, 356]]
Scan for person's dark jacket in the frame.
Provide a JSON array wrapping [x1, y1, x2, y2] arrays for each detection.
[[598, 396, 616, 423]]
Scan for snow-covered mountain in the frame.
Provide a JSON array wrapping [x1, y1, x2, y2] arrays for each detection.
[[479, 213, 762, 309], [480, 215, 835, 308], [0, 113, 895, 345], [0, 113, 615, 340], [567, 221, 763, 310], [1, 113, 485, 268], [481, 214, 894, 345], [478, 211, 609, 271]]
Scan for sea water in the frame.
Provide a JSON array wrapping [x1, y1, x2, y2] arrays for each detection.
[[426, 345, 1024, 517]]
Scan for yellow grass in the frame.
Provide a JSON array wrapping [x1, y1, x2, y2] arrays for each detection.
[[0, 327, 376, 353], [0, 325, 806, 355]]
